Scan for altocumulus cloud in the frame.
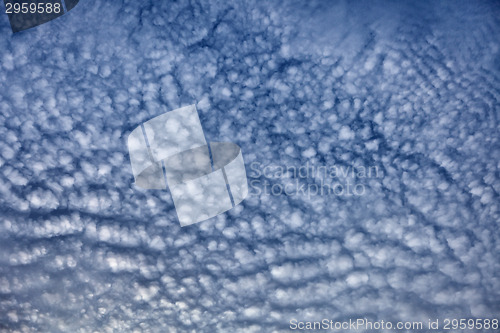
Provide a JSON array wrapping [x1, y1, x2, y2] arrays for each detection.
[[0, 0, 499, 332]]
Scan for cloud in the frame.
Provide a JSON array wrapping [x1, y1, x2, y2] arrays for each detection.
[[0, 0, 499, 332]]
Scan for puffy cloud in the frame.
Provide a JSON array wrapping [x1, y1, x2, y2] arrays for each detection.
[[0, 0, 499, 332]]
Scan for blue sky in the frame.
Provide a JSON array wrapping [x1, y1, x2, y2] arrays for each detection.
[[0, 0, 499, 332]]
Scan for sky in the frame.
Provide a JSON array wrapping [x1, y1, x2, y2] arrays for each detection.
[[0, 0, 499, 332]]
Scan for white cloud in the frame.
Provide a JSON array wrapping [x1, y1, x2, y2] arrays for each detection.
[[0, 0, 499, 331]]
